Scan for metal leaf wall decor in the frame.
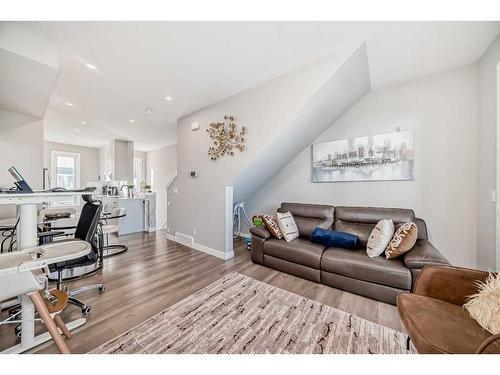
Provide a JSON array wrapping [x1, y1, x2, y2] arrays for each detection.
[[206, 115, 246, 160]]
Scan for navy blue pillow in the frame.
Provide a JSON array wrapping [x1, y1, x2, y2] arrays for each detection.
[[310, 227, 359, 249]]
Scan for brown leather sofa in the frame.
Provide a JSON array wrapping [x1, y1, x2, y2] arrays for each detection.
[[250, 202, 449, 304], [398, 265, 500, 353]]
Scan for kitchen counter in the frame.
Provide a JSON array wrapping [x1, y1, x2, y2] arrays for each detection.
[[97, 195, 149, 201], [97, 193, 156, 234]]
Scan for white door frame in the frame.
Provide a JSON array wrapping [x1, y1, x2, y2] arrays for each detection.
[[496, 63, 500, 272], [225, 186, 234, 258]]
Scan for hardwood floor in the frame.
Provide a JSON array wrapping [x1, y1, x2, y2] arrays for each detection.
[[0, 231, 402, 354]]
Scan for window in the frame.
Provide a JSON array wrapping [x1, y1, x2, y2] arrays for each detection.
[[50, 151, 81, 206], [133, 157, 143, 188]]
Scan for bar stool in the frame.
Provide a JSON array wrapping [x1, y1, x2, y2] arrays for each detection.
[[100, 207, 127, 258], [1, 218, 18, 253]]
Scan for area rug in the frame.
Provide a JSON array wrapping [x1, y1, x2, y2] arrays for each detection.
[[91, 272, 415, 354]]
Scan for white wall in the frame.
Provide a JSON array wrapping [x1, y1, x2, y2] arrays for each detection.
[[146, 145, 177, 230], [43, 141, 100, 187], [0, 24, 59, 118], [0, 119, 44, 219], [167, 47, 369, 256], [477, 35, 500, 271], [247, 64, 478, 268]]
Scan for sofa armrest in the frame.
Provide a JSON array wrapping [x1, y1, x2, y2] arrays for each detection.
[[403, 239, 449, 269], [476, 334, 500, 354], [413, 265, 490, 306], [250, 226, 270, 240]]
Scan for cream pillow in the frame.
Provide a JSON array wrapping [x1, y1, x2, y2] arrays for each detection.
[[464, 272, 500, 334], [276, 211, 299, 242], [366, 219, 394, 257]]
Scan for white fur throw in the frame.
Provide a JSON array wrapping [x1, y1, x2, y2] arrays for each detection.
[[464, 272, 500, 334]]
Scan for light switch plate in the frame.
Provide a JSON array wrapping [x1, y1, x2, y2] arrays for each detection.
[[173, 187, 178, 194], [191, 122, 200, 131]]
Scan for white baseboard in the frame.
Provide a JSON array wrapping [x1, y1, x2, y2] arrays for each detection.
[[166, 232, 234, 260], [174, 232, 194, 246]]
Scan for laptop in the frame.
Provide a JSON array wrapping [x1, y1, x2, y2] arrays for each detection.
[[4, 166, 96, 194]]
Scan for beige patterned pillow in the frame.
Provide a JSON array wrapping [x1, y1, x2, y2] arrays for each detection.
[[260, 214, 283, 239], [385, 222, 418, 259], [366, 219, 394, 258], [464, 272, 500, 334], [276, 211, 299, 242]]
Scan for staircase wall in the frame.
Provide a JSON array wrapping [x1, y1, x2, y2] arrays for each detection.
[[167, 44, 370, 256], [246, 64, 478, 268]]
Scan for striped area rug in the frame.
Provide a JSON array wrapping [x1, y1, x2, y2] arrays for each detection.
[[91, 272, 415, 354]]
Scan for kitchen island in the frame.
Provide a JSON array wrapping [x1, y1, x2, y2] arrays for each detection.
[[100, 193, 156, 235]]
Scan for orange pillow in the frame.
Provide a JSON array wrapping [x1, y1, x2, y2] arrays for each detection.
[[385, 222, 418, 259]]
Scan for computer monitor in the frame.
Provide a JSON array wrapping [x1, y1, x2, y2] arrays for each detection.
[[8, 166, 34, 193]]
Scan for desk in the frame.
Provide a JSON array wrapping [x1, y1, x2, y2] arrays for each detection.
[[0, 192, 94, 354]]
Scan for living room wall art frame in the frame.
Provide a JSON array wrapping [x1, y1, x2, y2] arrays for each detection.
[[312, 130, 414, 182]]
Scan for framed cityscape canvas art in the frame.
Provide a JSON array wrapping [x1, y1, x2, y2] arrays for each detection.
[[312, 130, 414, 182]]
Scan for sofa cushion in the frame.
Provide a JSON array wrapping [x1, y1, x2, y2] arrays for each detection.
[[260, 214, 283, 239], [263, 238, 326, 269], [276, 211, 299, 242], [335, 206, 416, 224], [321, 247, 412, 290], [366, 219, 394, 257], [310, 228, 359, 249], [334, 206, 416, 246], [385, 221, 418, 259], [279, 203, 334, 238], [398, 293, 498, 354]]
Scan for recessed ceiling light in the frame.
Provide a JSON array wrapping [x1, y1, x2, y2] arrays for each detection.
[[65, 102, 74, 107], [165, 96, 172, 101], [80, 121, 87, 125], [86, 63, 97, 70], [74, 128, 80, 132], [129, 119, 136, 123], [145, 108, 153, 116]]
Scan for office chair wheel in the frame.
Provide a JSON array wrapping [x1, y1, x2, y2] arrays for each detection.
[[15, 324, 21, 338], [8, 306, 20, 318], [82, 306, 91, 315], [98, 285, 106, 293]]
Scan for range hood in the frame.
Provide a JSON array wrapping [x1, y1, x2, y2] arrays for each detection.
[[99, 139, 134, 182]]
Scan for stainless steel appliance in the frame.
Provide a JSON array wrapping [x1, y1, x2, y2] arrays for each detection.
[[102, 186, 118, 196]]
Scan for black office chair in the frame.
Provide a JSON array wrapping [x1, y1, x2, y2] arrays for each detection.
[[48, 195, 106, 314]]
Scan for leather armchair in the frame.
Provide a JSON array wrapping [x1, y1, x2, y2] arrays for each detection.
[[398, 265, 500, 353]]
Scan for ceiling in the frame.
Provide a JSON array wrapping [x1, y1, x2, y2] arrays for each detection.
[[12, 21, 500, 151]]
